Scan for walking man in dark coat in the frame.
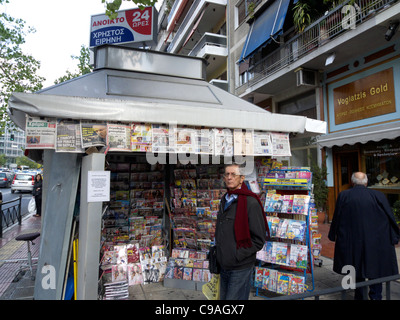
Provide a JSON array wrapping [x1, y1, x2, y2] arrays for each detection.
[[328, 172, 400, 300]]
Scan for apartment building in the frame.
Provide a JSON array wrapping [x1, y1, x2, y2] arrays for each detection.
[[0, 126, 25, 166], [228, 0, 400, 220], [154, 0, 228, 88]]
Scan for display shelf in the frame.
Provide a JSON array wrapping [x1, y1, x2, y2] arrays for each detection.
[[254, 168, 316, 298]]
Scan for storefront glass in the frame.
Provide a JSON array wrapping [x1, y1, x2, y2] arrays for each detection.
[[363, 137, 400, 205]]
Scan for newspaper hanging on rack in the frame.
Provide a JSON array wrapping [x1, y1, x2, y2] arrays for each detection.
[[56, 119, 84, 153], [270, 132, 291, 156], [25, 116, 56, 149]]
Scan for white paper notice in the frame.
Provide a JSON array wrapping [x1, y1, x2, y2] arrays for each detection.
[[87, 171, 110, 202]]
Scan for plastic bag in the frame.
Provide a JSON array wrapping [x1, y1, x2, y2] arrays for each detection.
[[28, 197, 37, 215], [202, 274, 220, 300]]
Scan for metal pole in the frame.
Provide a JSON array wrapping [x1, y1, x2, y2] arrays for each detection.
[[18, 194, 22, 225]]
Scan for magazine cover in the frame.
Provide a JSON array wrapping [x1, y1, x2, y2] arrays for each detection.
[[289, 275, 305, 295], [267, 269, 278, 292], [276, 272, 291, 294], [254, 267, 265, 288], [286, 220, 306, 241], [131, 123, 152, 152], [112, 264, 128, 282], [292, 195, 311, 215], [276, 219, 289, 239], [266, 216, 280, 238], [192, 268, 203, 282], [289, 244, 308, 269], [127, 243, 140, 264], [127, 263, 144, 286], [275, 242, 289, 266]]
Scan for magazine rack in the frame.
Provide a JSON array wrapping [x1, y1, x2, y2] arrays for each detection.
[[254, 168, 315, 297]]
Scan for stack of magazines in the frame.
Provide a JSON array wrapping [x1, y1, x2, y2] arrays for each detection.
[[103, 281, 129, 300]]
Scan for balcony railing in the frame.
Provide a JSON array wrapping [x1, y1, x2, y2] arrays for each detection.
[[235, 0, 397, 95], [188, 32, 227, 57]]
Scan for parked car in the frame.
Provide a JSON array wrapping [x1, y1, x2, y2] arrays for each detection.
[[11, 173, 35, 193], [0, 172, 12, 188]]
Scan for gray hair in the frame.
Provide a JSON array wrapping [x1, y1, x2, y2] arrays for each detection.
[[351, 172, 368, 186], [224, 162, 246, 176]]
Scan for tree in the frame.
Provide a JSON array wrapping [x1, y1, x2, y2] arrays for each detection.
[[16, 155, 39, 169], [54, 45, 93, 84], [103, 0, 158, 19], [0, 0, 45, 134]]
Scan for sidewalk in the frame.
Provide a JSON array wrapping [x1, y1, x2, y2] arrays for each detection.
[[0, 211, 399, 300], [0, 213, 41, 300]]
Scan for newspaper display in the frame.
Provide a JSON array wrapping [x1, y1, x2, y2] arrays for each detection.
[[23, 117, 293, 157], [131, 123, 152, 152], [107, 123, 131, 152], [174, 126, 197, 153], [271, 132, 291, 156], [56, 119, 84, 153], [233, 129, 254, 156], [195, 128, 213, 154], [213, 128, 233, 157], [151, 124, 171, 153], [253, 131, 273, 156], [80, 122, 107, 148], [25, 117, 56, 149]]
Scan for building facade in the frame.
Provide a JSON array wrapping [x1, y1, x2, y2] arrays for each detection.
[[154, 0, 400, 220], [0, 125, 25, 166]]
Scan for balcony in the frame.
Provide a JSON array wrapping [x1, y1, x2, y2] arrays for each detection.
[[236, 0, 400, 97], [188, 32, 227, 77], [166, 0, 227, 54]]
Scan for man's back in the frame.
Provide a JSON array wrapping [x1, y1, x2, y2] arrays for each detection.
[[329, 185, 399, 278]]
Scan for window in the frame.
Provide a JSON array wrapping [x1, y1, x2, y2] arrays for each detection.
[[363, 138, 400, 189]]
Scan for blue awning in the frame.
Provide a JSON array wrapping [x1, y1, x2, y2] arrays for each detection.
[[239, 0, 291, 62]]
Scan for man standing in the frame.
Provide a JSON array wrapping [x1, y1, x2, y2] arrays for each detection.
[[215, 163, 269, 300], [328, 172, 400, 300]]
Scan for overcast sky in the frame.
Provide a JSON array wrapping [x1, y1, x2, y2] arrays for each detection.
[[3, 0, 139, 87]]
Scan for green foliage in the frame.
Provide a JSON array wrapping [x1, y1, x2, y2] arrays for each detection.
[[0, 0, 44, 134], [16, 155, 39, 168], [0, 153, 6, 167], [54, 45, 93, 84], [311, 161, 329, 211], [102, 0, 158, 19], [392, 200, 400, 223], [292, 0, 355, 32]]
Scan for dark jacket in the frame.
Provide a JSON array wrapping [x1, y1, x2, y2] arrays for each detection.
[[33, 180, 42, 198], [328, 185, 400, 278], [215, 194, 267, 271]]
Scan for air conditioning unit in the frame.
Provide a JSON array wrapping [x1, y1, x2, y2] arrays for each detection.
[[295, 68, 317, 86]]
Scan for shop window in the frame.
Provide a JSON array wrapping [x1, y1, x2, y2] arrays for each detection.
[[363, 138, 400, 191]]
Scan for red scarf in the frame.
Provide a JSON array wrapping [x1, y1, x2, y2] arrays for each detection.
[[227, 183, 270, 249]]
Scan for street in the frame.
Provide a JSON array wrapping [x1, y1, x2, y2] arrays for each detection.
[[0, 187, 31, 219]]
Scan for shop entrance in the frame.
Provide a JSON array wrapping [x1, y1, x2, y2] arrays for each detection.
[[334, 150, 360, 195]]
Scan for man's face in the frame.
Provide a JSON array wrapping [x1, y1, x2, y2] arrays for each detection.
[[224, 165, 245, 191]]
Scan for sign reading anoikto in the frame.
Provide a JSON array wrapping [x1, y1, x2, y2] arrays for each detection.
[[333, 68, 396, 125], [90, 6, 158, 48]]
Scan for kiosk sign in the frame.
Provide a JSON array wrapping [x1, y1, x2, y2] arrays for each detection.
[[90, 7, 157, 48]]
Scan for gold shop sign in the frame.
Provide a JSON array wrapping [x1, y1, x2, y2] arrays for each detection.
[[334, 68, 396, 125]]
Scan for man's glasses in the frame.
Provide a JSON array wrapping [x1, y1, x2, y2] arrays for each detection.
[[223, 173, 240, 178]]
